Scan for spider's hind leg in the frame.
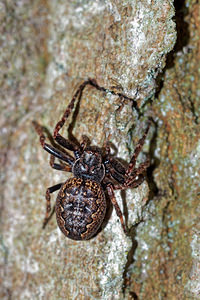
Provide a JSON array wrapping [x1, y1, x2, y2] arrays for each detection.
[[106, 184, 128, 234], [43, 183, 63, 229]]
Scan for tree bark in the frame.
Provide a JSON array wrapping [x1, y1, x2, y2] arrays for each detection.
[[1, 1, 199, 299]]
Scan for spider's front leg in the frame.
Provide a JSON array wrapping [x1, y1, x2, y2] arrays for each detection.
[[55, 133, 90, 160], [53, 80, 94, 157], [33, 121, 74, 167], [49, 155, 72, 172], [53, 80, 97, 139]]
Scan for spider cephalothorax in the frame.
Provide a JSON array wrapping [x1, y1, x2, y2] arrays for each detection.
[[33, 79, 150, 240], [72, 148, 105, 183]]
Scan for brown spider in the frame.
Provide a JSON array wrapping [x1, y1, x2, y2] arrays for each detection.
[[33, 79, 150, 240]]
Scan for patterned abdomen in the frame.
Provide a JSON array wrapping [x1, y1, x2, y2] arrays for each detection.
[[56, 177, 107, 240]]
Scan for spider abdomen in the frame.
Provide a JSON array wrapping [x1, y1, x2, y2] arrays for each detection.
[[56, 177, 106, 240]]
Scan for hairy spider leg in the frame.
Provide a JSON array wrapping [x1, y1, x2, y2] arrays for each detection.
[[54, 133, 80, 159], [53, 80, 93, 139], [54, 134, 90, 160], [125, 122, 151, 177], [33, 121, 74, 168], [104, 141, 111, 156], [106, 184, 127, 234], [110, 158, 150, 190], [104, 158, 126, 183], [53, 80, 97, 159], [43, 183, 63, 228], [49, 155, 72, 172], [105, 163, 126, 184], [104, 142, 127, 184], [80, 135, 90, 150], [112, 174, 145, 190], [127, 159, 150, 184], [104, 157, 149, 189]]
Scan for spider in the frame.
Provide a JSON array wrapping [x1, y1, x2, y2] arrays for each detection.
[[33, 79, 150, 240]]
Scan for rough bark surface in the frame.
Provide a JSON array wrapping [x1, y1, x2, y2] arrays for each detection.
[[0, 0, 199, 299]]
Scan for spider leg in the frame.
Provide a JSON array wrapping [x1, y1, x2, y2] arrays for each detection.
[[55, 133, 79, 152], [110, 158, 126, 175], [125, 122, 150, 177], [43, 183, 63, 228], [33, 121, 74, 166], [104, 153, 126, 184], [105, 157, 126, 176], [122, 158, 150, 186], [49, 155, 72, 172], [106, 184, 127, 234], [113, 174, 144, 190], [55, 133, 90, 160], [130, 159, 150, 178], [53, 80, 97, 158], [44, 144, 74, 165], [104, 141, 111, 156], [104, 142, 126, 179], [112, 158, 149, 190], [80, 135, 90, 150], [104, 122, 150, 186], [55, 133, 81, 159], [53, 80, 94, 139], [105, 164, 125, 184]]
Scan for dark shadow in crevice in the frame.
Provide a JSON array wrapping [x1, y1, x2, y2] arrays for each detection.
[[122, 220, 145, 298], [122, 232, 138, 296], [129, 291, 139, 300], [121, 190, 129, 231], [146, 119, 160, 203], [155, 0, 190, 99], [168, 0, 190, 67]]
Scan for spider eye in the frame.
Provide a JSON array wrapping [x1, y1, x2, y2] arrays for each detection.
[[90, 166, 96, 173], [81, 164, 88, 172]]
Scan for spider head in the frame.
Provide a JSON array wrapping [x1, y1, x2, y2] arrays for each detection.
[[72, 149, 105, 183]]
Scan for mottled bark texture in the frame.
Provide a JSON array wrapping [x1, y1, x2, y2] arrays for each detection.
[[0, 0, 199, 299]]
